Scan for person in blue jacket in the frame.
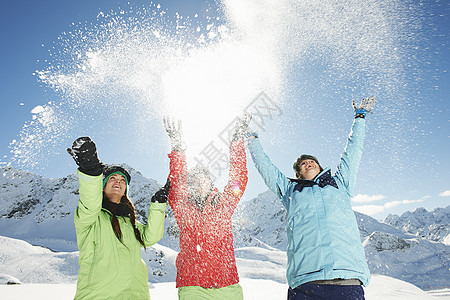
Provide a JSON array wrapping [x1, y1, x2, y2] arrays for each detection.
[[247, 97, 377, 300]]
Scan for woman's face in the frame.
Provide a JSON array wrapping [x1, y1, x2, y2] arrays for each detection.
[[298, 159, 321, 180], [190, 173, 212, 200], [103, 174, 127, 203]]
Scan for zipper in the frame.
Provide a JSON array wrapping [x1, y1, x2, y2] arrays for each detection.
[[87, 223, 99, 284]]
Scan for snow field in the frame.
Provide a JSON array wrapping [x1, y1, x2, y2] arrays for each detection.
[[1, 277, 450, 300]]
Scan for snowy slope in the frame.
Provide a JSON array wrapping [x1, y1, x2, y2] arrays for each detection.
[[1, 278, 448, 300], [0, 236, 78, 284], [0, 236, 449, 299]]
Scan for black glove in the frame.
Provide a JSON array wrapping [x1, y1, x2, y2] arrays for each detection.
[[151, 178, 170, 203], [67, 137, 104, 176]]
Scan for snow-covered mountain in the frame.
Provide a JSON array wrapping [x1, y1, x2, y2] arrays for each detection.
[[384, 206, 450, 245], [1, 166, 449, 290], [0, 165, 161, 251]]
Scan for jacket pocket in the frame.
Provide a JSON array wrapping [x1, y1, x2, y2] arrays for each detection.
[[287, 213, 323, 275], [87, 252, 119, 289]]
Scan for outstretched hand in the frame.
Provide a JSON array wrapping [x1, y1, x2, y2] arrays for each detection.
[[163, 116, 186, 151], [232, 112, 252, 142], [151, 178, 170, 203], [67, 136, 104, 176], [352, 96, 377, 118]]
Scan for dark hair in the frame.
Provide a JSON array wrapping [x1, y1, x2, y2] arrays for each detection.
[[103, 193, 146, 248], [293, 154, 323, 179]]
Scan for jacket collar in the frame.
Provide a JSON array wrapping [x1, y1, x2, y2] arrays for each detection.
[[102, 199, 131, 217], [289, 168, 338, 192]]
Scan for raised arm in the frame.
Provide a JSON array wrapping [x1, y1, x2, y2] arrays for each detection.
[[67, 137, 105, 229], [335, 96, 376, 194], [138, 179, 169, 247], [247, 135, 291, 201], [164, 117, 188, 213], [75, 171, 103, 229], [222, 138, 248, 213], [221, 114, 252, 211]]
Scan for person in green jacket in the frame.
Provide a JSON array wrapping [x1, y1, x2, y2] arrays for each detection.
[[67, 136, 169, 300]]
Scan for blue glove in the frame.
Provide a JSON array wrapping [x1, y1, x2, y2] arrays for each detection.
[[352, 96, 377, 118]]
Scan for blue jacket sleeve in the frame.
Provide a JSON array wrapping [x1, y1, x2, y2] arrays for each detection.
[[334, 118, 366, 195], [248, 137, 291, 201]]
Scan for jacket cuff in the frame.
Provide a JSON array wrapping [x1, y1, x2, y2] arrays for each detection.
[[77, 169, 103, 182], [149, 202, 168, 211]]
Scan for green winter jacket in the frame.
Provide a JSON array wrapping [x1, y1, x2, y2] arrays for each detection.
[[74, 170, 167, 300]]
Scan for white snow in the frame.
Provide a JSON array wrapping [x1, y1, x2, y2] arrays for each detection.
[[30, 106, 45, 114], [1, 235, 450, 299], [0, 276, 449, 299]]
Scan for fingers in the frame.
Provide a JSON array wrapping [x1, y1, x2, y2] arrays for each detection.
[[177, 119, 182, 134], [235, 112, 252, 129], [163, 116, 172, 133], [67, 148, 77, 162], [72, 136, 92, 150], [242, 112, 252, 126], [164, 177, 170, 189], [361, 96, 377, 112], [163, 116, 182, 134]]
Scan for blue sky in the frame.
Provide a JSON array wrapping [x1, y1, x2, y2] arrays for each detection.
[[1, 0, 449, 220]]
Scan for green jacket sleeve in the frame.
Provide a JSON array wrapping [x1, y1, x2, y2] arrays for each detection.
[[137, 202, 167, 247], [74, 170, 103, 231]]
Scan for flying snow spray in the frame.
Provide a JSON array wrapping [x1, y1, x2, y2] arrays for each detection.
[[7, 0, 428, 187]]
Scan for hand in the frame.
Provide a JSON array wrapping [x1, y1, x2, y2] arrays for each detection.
[[67, 137, 104, 176], [163, 117, 186, 151], [231, 112, 252, 142], [151, 178, 170, 203], [352, 96, 377, 118]]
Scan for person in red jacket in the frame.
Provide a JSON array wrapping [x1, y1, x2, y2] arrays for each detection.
[[164, 115, 250, 300]]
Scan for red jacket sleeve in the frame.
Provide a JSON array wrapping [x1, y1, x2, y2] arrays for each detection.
[[221, 139, 248, 213], [168, 151, 188, 216]]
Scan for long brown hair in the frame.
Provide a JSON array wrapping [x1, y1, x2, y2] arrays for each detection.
[[103, 193, 146, 248]]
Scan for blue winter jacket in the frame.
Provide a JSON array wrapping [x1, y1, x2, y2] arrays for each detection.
[[248, 118, 370, 288]]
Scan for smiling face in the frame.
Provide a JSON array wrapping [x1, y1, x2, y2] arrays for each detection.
[[103, 174, 127, 203], [298, 159, 321, 180]]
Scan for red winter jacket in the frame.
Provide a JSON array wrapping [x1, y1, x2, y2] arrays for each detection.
[[168, 140, 248, 289]]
